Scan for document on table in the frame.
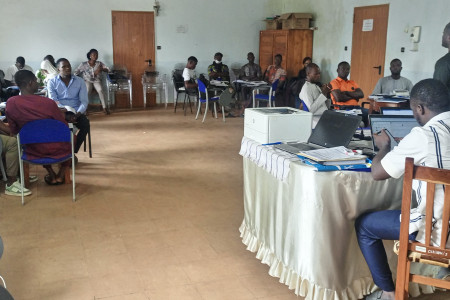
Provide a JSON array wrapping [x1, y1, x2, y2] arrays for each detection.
[[210, 80, 228, 87], [298, 146, 367, 165], [335, 109, 362, 115], [375, 98, 408, 103]]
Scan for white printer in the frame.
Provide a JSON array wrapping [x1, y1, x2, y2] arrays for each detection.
[[244, 107, 312, 144]]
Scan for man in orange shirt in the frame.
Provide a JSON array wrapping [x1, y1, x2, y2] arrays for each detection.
[[330, 61, 364, 107]]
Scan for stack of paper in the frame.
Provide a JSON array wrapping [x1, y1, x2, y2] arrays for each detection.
[[298, 146, 367, 166]]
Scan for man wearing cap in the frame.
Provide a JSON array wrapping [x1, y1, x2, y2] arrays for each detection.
[[207, 52, 230, 81]]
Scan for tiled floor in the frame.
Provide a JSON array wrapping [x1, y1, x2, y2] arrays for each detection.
[[0, 107, 448, 299]]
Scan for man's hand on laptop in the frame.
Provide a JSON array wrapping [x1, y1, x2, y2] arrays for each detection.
[[373, 129, 391, 151]]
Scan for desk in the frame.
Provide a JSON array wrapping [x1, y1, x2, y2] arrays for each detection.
[[239, 138, 437, 299], [368, 98, 409, 114]]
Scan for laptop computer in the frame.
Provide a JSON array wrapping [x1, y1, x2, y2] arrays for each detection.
[[380, 107, 414, 116], [275, 110, 362, 154], [369, 114, 419, 152]]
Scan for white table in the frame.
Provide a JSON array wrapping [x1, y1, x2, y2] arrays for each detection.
[[239, 137, 440, 299]]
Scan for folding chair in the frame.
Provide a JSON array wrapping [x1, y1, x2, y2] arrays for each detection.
[[17, 119, 76, 204], [172, 70, 186, 112], [196, 80, 224, 123], [252, 79, 279, 108], [395, 157, 450, 299]]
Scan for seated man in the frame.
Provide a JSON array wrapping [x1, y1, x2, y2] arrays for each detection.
[[264, 54, 287, 85], [330, 61, 364, 107], [6, 70, 72, 185], [355, 79, 450, 300], [207, 52, 229, 81], [183, 56, 198, 90], [4, 56, 33, 86], [297, 56, 312, 81], [47, 58, 90, 156], [372, 59, 413, 95], [237, 52, 262, 115], [239, 52, 262, 81], [299, 63, 331, 128], [0, 123, 32, 196]]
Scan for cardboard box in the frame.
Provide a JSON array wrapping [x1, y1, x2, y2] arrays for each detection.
[[264, 19, 281, 30], [280, 13, 312, 29]]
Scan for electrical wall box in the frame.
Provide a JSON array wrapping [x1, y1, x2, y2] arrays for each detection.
[[244, 107, 312, 144], [410, 26, 421, 43]]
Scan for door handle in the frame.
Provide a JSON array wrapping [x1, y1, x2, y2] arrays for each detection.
[[373, 65, 381, 75]]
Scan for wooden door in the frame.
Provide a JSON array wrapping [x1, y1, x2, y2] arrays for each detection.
[[112, 11, 155, 108], [350, 4, 389, 100]]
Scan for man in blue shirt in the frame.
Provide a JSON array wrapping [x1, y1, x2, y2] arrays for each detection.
[[48, 58, 90, 154]]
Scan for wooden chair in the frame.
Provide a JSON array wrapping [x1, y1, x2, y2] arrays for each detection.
[[395, 157, 450, 299]]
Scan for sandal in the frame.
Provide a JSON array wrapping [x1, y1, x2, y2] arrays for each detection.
[[44, 174, 59, 186]]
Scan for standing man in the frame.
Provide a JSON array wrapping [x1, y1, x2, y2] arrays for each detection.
[[355, 79, 450, 300], [4, 56, 33, 85], [330, 61, 364, 107], [299, 63, 331, 128], [48, 58, 90, 155], [207, 52, 229, 81], [434, 22, 450, 89], [372, 59, 413, 95]]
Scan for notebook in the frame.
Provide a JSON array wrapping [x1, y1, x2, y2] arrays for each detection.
[[369, 115, 419, 152], [275, 110, 362, 154]]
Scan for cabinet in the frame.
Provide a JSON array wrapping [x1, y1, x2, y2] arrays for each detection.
[[259, 30, 313, 78]]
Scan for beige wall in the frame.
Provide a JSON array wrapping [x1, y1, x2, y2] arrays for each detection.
[[269, 0, 449, 85]]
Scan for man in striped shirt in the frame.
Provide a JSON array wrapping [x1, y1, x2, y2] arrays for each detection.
[[355, 79, 450, 300]]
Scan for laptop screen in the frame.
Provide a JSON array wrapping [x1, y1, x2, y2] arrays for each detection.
[[380, 107, 414, 116], [369, 115, 419, 152], [308, 110, 362, 148]]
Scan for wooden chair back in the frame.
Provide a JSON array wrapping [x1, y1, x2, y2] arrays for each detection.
[[395, 157, 450, 299]]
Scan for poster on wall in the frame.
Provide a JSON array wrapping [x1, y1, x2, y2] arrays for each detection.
[[362, 19, 373, 32]]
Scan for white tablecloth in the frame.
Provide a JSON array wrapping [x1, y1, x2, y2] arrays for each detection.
[[240, 138, 442, 299], [240, 155, 404, 299]]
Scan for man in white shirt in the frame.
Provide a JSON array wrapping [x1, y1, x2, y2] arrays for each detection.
[[355, 79, 450, 300], [372, 59, 413, 95], [4, 57, 33, 85], [182, 56, 198, 89], [299, 63, 331, 128]]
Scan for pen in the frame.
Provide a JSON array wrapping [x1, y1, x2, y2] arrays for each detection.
[[262, 142, 282, 146]]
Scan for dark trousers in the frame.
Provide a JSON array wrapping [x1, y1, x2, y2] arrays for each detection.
[[66, 113, 90, 153], [355, 210, 417, 291]]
